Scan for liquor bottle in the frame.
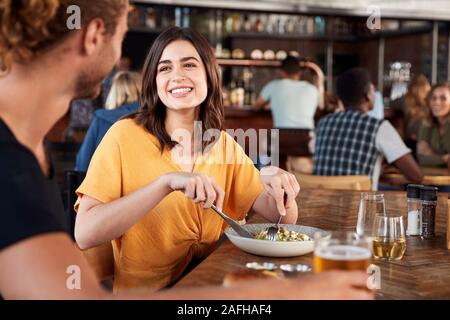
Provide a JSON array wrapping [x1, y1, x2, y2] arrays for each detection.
[[235, 80, 245, 107], [244, 82, 256, 106], [175, 7, 182, 27], [229, 80, 237, 107], [182, 8, 190, 28], [243, 15, 252, 32], [232, 13, 241, 33]]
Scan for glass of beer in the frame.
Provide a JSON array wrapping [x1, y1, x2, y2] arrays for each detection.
[[371, 215, 406, 260], [314, 231, 371, 273]]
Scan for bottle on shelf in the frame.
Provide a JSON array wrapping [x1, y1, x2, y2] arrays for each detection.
[[235, 80, 245, 107], [244, 82, 256, 107], [306, 17, 315, 34], [229, 80, 237, 107], [175, 7, 181, 27], [243, 14, 252, 32], [255, 14, 265, 33], [222, 85, 231, 108], [285, 17, 295, 34], [145, 8, 157, 29], [232, 13, 242, 33], [225, 13, 234, 33], [297, 16, 308, 34], [182, 8, 190, 28], [315, 16, 326, 35]]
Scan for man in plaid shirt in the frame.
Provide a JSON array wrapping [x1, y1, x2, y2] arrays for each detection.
[[313, 68, 423, 190]]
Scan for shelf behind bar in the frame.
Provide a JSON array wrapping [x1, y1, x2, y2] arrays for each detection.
[[224, 32, 356, 42], [217, 58, 281, 67], [128, 26, 166, 34]]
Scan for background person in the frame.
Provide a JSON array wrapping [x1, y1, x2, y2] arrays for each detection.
[[313, 68, 423, 190], [417, 82, 450, 168], [254, 56, 320, 130], [403, 74, 431, 155], [75, 71, 141, 171]]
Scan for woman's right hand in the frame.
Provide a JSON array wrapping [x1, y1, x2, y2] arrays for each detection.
[[162, 172, 225, 211]]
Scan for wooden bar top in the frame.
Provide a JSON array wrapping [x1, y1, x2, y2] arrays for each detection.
[[174, 189, 450, 299]]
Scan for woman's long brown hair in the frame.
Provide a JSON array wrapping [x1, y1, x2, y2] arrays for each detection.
[[135, 27, 223, 152]]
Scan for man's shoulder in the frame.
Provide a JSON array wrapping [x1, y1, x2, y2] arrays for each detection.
[[263, 79, 281, 89], [297, 81, 318, 91], [0, 141, 38, 175]]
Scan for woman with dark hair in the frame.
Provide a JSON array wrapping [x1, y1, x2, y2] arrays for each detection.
[[75, 27, 301, 292], [0, 2, 371, 300], [417, 83, 450, 168]]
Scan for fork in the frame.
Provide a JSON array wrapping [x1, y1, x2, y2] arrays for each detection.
[[266, 215, 283, 241], [267, 194, 288, 241]]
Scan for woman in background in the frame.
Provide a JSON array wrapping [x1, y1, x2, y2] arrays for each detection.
[[75, 71, 141, 171], [417, 83, 450, 168], [403, 74, 431, 154]]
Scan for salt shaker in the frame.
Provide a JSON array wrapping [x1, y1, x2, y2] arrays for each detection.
[[420, 186, 438, 239], [406, 184, 422, 236]]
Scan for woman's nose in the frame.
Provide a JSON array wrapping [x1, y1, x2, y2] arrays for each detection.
[[171, 75, 186, 83], [171, 66, 186, 80]]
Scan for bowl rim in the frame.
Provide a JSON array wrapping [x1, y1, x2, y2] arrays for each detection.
[[224, 223, 327, 245]]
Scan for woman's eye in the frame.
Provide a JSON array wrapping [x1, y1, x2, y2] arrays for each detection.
[[184, 63, 196, 68], [159, 66, 170, 72]]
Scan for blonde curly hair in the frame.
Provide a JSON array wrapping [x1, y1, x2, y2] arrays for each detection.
[[0, 0, 128, 74]]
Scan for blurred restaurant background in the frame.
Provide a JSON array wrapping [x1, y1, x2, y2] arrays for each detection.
[[50, 0, 450, 196]]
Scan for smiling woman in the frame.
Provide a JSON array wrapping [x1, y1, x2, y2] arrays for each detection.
[[74, 26, 300, 292], [417, 83, 450, 167]]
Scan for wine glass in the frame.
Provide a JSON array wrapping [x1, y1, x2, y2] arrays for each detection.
[[371, 215, 406, 261]]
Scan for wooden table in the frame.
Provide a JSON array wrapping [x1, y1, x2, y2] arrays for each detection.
[[381, 166, 450, 187], [174, 189, 450, 299]]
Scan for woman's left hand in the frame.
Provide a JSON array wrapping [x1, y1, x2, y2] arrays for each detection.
[[259, 166, 300, 216]]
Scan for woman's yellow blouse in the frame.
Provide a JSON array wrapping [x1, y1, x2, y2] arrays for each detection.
[[75, 119, 263, 292]]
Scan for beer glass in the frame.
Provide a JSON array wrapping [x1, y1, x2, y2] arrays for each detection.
[[371, 215, 406, 261], [356, 193, 386, 238], [314, 231, 371, 273]]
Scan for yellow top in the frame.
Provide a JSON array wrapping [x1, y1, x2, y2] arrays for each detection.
[[75, 118, 263, 292]]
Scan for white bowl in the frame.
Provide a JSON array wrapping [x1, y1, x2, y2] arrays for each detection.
[[225, 224, 326, 258]]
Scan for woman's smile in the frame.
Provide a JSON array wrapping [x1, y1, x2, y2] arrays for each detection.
[[168, 85, 194, 98]]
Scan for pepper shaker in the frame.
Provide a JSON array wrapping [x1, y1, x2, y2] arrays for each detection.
[[420, 186, 438, 239]]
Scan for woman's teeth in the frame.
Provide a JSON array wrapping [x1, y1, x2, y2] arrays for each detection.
[[171, 88, 192, 94]]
